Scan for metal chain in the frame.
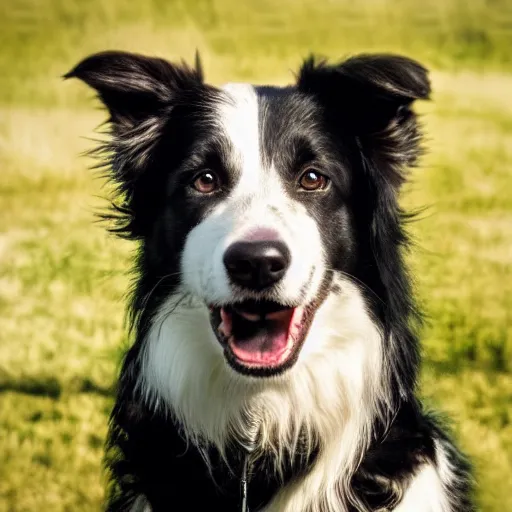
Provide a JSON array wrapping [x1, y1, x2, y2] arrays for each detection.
[[240, 453, 249, 512]]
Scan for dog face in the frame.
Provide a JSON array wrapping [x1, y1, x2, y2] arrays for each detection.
[[179, 83, 358, 376], [66, 52, 429, 381]]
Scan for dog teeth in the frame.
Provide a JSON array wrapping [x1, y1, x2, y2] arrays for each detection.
[[239, 311, 260, 322], [266, 309, 293, 320], [219, 308, 233, 337]]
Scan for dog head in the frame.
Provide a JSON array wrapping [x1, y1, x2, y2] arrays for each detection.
[[66, 51, 429, 380]]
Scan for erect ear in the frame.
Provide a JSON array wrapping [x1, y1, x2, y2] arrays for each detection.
[[297, 54, 431, 187], [64, 50, 203, 130]]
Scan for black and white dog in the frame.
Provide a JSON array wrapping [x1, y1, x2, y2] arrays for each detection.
[[66, 50, 474, 511]]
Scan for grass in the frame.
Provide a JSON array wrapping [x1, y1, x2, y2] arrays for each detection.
[[0, 0, 511, 510]]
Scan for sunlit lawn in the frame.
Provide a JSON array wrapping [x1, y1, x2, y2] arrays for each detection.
[[1, 1, 511, 510]]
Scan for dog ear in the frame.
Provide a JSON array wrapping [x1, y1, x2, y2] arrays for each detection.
[[64, 50, 203, 129], [297, 54, 430, 188], [65, 51, 204, 239]]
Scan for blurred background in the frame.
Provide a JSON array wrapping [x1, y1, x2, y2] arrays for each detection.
[[1, 0, 511, 510]]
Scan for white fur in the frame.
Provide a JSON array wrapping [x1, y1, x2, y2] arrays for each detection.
[[383, 439, 458, 512], [393, 464, 448, 512], [434, 438, 462, 510]]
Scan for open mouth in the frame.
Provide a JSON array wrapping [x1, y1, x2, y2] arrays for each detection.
[[208, 299, 318, 376]]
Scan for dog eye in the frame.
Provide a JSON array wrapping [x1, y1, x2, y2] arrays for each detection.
[[191, 171, 219, 194], [298, 169, 329, 191]]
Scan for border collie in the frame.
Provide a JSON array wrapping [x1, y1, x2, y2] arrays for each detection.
[[66, 50, 474, 511]]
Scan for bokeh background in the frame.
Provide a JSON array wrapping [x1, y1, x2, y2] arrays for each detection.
[[1, 0, 511, 510]]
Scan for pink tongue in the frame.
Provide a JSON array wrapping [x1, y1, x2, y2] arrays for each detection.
[[222, 308, 302, 366], [230, 329, 290, 365]]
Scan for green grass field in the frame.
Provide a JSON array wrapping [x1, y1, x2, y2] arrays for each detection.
[[1, 0, 511, 510]]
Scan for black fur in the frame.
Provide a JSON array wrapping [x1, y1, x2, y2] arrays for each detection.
[[66, 51, 474, 511]]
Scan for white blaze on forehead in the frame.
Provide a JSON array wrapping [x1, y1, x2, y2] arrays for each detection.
[[216, 83, 292, 232], [218, 83, 263, 192]]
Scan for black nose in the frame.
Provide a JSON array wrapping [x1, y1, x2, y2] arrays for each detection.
[[223, 240, 291, 290]]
